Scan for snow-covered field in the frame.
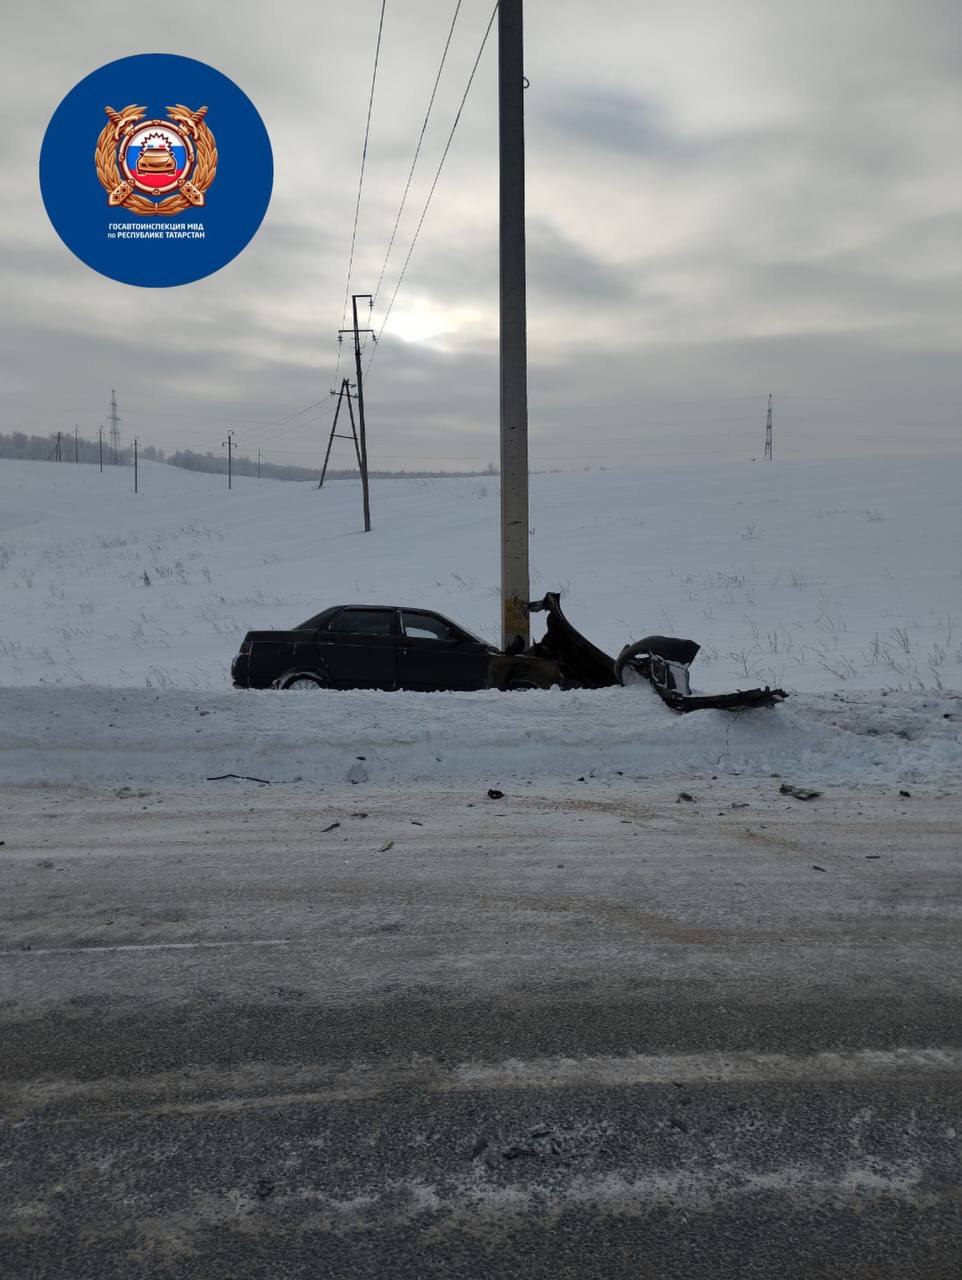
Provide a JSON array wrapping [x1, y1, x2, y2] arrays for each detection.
[[1, 454, 959, 693], [1, 454, 960, 789]]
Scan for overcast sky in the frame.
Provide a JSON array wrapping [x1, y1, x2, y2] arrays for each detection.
[[3, 0, 962, 470]]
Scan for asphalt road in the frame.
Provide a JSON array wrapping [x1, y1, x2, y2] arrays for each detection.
[[2, 778, 961, 1278]]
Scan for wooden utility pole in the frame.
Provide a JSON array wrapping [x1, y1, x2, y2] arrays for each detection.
[[134, 437, 139, 493], [98, 426, 103, 473], [499, 0, 530, 651], [257, 448, 261, 479], [339, 295, 374, 531], [223, 429, 234, 489], [74, 425, 79, 462], [764, 393, 773, 461]]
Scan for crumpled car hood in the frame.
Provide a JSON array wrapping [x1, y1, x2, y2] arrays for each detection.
[[527, 592, 787, 713]]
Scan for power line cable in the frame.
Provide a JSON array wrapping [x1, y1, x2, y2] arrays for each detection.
[[371, 0, 463, 307], [366, 0, 498, 378], [241, 399, 330, 448], [333, 0, 388, 390]]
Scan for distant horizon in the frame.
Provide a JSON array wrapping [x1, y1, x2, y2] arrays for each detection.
[[4, 435, 962, 482]]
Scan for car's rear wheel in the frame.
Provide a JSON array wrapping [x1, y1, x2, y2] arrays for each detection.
[[503, 675, 543, 691], [280, 671, 330, 690]]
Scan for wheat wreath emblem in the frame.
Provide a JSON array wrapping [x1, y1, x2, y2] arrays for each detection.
[[95, 103, 217, 217]]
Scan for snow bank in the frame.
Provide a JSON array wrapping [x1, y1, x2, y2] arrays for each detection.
[[2, 686, 958, 789]]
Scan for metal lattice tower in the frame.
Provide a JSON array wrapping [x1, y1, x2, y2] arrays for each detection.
[[108, 389, 121, 464], [764, 393, 773, 462]]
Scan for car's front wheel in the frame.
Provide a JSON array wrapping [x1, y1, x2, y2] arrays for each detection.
[[503, 675, 544, 691]]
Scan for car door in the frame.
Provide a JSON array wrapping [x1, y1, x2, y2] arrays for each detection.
[[396, 611, 490, 691], [315, 608, 398, 689]]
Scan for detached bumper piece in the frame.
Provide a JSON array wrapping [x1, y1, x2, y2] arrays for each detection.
[[528, 593, 787, 713], [615, 637, 787, 713]]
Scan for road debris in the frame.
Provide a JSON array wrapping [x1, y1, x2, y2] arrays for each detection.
[[780, 783, 821, 800], [207, 773, 271, 785]]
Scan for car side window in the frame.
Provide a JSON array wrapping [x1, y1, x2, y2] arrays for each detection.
[[401, 612, 458, 642], [330, 610, 394, 636]]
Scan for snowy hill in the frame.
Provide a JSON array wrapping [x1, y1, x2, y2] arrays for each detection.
[[0, 454, 959, 693]]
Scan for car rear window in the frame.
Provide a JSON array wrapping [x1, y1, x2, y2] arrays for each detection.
[[330, 609, 394, 636]]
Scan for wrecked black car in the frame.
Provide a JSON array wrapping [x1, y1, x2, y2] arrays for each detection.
[[232, 594, 787, 712], [231, 605, 561, 692]]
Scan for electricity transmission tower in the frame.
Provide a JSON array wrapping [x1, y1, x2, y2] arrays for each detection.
[[48, 431, 63, 462], [338, 294, 374, 531], [764, 393, 773, 461], [108, 390, 121, 464], [318, 379, 362, 489]]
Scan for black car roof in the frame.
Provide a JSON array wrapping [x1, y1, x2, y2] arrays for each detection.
[[323, 605, 467, 615]]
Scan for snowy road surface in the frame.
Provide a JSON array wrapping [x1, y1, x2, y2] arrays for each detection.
[[2, 778, 961, 1278]]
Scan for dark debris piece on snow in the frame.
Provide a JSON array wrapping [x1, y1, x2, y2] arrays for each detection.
[[779, 783, 821, 800], [676, 792, 696, 803], [487, 789, 504, 800], [207, 773, 271, 785]]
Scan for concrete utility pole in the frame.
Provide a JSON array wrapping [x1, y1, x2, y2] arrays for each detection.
[[764, 393, 773, 461], [339, 295, 374, 532], [99, 426, 103, 473], [134, 437, 139, 493], [499, 0, 530, 651], [223, 429, 234, 489], [74, 425, 79, 463]]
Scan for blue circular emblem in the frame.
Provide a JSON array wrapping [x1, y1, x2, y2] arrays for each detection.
[[40, 53, 273, 288]]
